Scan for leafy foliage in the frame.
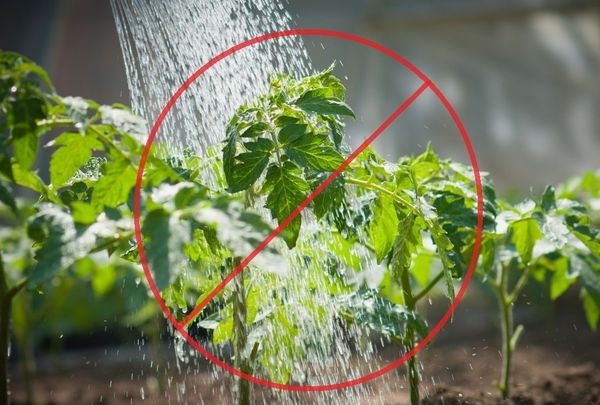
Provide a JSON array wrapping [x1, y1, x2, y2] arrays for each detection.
[[1, 50, 598, 405], [222, 64, 352, 247]]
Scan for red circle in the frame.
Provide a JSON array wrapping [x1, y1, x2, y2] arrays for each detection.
[[133, 29, 484, 391]]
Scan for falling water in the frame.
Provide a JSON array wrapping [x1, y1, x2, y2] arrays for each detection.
[[111, 0, 311, 156], [111, 0, 399, 403]]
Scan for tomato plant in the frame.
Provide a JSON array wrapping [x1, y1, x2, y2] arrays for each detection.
[[478, 184, 600, 399], [1, 50, 598, 405]]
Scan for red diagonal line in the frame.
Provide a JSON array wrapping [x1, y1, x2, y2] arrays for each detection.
[[180, 80, 431, 327]]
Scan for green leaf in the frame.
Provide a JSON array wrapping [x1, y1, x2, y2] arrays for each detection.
[[50, 132, 102, 188], [222, 121, 240, 187], [324, 232, 360, 270], [92, 159, 136, 209], [11, 162, 59, 202], [541, 185, 556, 212], [227, 138, 275, 193], [142, 209, 191, 291], [581, 289, 599, 331], [410, 249, 433, 287], [576, 256, 600, 303], [390, 214, 422, 276], [283, 134, 344, 172], [213, 315, 233, 344], [70, 201, 97, 224], [324, 116, 344, 149], [344, 289, 428, 340], [0, 180, 18, 214], [369, 195, 399, 263], [91, 264, 117, 296], [263, 161, 310, 248], [278, 124, 307, 144], [12, 132, 38, 170], [568, 221, 600, 256], [28, 208, 76, 284], [425, 215, 458, 299], [240, 122, 269, 138], [510, 217, 542, 265], [549, 257, 575, 300], [310, 172, 346, 220], [294, 89, 355, 118]]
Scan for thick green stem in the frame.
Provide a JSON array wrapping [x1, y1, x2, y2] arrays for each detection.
[[494, 264, 513, 400], [413, 270, 444, 303], [11, 293, 36, 405], [346, 176, 415, 211], [0, 297, 8, 405], [498, 293, 512, 399], [400, 266, 420, 405], [1, 253, 10, 405], [491, 263, 530, 400], [232, 259, 250, 405]]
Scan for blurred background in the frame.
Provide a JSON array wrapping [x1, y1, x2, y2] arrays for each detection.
[[2, 0, 599, 193], [1, 0, 599, 403]]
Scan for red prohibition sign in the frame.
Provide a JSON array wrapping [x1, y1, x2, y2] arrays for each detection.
[[133, 28, 484, 392]]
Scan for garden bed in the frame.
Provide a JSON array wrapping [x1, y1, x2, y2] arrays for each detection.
[[8, 295, 599, 404]]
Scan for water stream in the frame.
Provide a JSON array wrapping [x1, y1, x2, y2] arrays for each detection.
[[111, 1, 399, 402]]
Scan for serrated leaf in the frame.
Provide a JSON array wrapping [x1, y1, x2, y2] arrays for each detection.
[[324, 115, 344, 149], [228, 140, 274, 193], [28, 207, 77, 284], [240, 122, 269, 138], [390, 214, 422, 275], [425, 215, 458, 299], [568, 221, 600, 256], [263, 162, 310, 248], [283, 134, 344, 172], [92, 159, 136, 209], [311, 172, 346, 220], [369, 195, 399, 263], [222, 121, 239, 187], [278, 124, 307, 144], [27, 204, 128, 285], [50, 132, 102, 188], [142, 209, 191, 291], [295, 89, 355, 118], [510, 217, 542, 265], [344, 289, 428, 340]]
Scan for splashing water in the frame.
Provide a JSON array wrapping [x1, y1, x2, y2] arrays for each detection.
[[111, 0, 311, 156], [111, 0, 400, 403]]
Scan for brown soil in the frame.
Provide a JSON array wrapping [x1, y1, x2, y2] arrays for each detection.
[[7, 292, 600, 404]]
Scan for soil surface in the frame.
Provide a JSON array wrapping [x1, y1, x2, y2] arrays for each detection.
[[7, 291, 600, 404]]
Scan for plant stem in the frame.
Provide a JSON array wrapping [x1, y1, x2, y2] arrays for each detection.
[[1, 252, 10, 405], [495, 264, 512, 400], [508, 266, 531, 305], [400, 264, 420, 405], [413, 270, 444, 303], [346, 176, 415, 211], [232, 259, 250, 405], [11, 293, 36, 405]]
